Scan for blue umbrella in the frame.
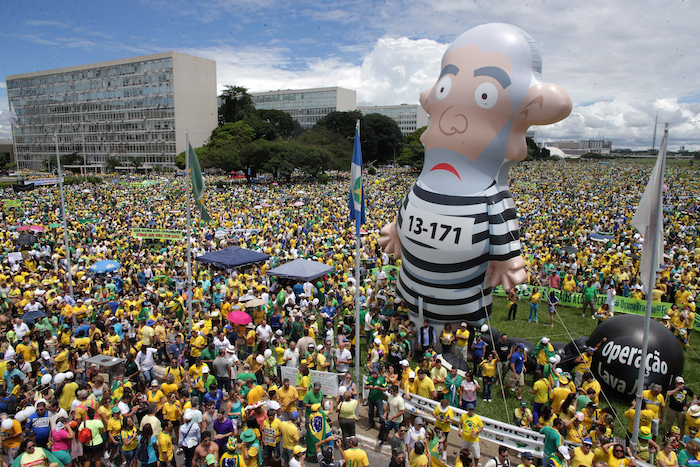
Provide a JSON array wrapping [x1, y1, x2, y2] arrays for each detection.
[[22, 310, 47, 325], [89, 260, 121, 274]]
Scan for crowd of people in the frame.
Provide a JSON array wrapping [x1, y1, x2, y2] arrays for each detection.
[[0, 160, 697, 467]]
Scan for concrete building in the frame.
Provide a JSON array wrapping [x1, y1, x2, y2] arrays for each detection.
[[544, 139, 612, 158], [0, 139, 13, 162], [357, 104, 429, 136], [5, 51, 217, 171], [250, 87, 356, 129]]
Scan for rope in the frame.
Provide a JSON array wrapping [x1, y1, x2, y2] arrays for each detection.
[[482, 285, 510, 418], [551, 305, 628, 434]]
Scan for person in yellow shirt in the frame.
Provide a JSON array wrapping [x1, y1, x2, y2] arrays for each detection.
[[454, 323, 470, 362], [106, 407, 123, 461], [528, 287, 541, 323], [571, 438, 595, 467], [189, 330, 207, 366], [432, 399, 453, 455], [412, 370, 436, 399], [15, 335, 38, 363], [157, 420, 175, 466]]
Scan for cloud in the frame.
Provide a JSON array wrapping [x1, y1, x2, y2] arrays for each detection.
[[25, 20, 68, 27]]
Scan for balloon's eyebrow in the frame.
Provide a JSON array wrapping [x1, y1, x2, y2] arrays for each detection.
[[474, 66, 512, 89], [438, 64, 460, 80]]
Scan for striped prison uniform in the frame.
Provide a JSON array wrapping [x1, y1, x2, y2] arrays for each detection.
[[395, 180, 521, 323]]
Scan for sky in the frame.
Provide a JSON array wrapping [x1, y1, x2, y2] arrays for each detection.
[[1, 0, 699, 150]]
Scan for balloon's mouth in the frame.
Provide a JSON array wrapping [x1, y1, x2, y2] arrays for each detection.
[[429, 163, 461, 180]]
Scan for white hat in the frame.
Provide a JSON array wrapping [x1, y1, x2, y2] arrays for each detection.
[[461, 322, 467, 327], [663, 314, 671, 320], [400, 360, 409, 367], [558, 446, 570, 460], [266, 400, 281, 411], [202, 366, 209, 373], [41, 351, 50, 360], [689, 405, 700, 418], [65, 371, 74, 379], [408, 371, 416, 379], [183, 411, 193, 421], [541, 337, 550, 344], [374, 338, 381, 345], [316, 344, 324, 351], [226, 346, 236, 353], [549, 357, 557, 364], [676, 376, 685, 383], [575, 411, 585, 421]]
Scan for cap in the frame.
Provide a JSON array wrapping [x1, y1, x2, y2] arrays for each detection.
[[558, 446, 570, 460], [587, 402, 598, 409], [205, 454, 216, 465], [408, 371, 416, 379], [639, 426, 652, 439], [549, 357, 557, 364], [541, 337, 550, 344], [672, 426, 681, 434], [522, 452, 535, 460], [663, 314, 671, 320], [374, 338, 381, 345], [466, 403, 475, 410], [308, 343, 315, 348], [415, 417, 424, 425], [583, 437, 593, 445], [293, 446, 307, 455], [41, 351, 50, 360], [316, 344, 324, 351], [517, 343, 525, 349], [184, 412, 193, 421], [290, 411, 299, 419], [520, 400, 527, 407], [112, 407, 121, 413], [461, 322, 467, 327], [587, 347, 595, 353], [575, 411, 585, 421], [151, 380, 159, 387], [676, 376, 685, 383], [311, 403, 321, 412], [400, 360, 409, 367], [202, 366, 209, 373]]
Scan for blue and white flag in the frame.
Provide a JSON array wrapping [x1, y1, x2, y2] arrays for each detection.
[[349, 124, 365, 236]]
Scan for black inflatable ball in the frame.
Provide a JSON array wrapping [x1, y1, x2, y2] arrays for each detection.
[[551, 342, 567, 360], [506, 337, 537, 372], [564, 336, 590, 357], [589, 314, 684, 398]]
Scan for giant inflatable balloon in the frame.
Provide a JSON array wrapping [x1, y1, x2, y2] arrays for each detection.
[[380, 23, 572, 329], [589, 314, 684, 398]]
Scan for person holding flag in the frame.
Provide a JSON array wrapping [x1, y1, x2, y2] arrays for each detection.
[[306, 403, 332, 463]]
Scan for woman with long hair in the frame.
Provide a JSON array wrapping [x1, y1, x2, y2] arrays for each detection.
[[80, 407, 105, 467], [50, 415, 74, 467], [558, 393, 577, 422], [138, 423, 159, 467], [226, 390, 243, 431]]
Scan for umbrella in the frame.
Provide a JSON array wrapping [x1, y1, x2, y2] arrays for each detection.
[[17, 226, 31, 232], [17, 233, 38, 247], [227, 311, 252, 326], [29, 226, 45, 232], [441, 352, 471, 372], [562, 246, 579, 254], [89, 260, 121, 274], [293, 201, 304, 207], [589, 233, 613, 242], [245, 298, 267, 308], [239, 293, 256, 302], [21, 310, 47, 325], [272, 183, 278, 186], [48, 223, 62, 228], [262, 203, 271, 208]]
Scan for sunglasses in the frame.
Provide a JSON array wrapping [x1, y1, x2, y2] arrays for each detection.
[[614, 449, 624, 453]]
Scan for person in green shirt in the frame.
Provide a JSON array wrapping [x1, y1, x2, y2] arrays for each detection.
[[582, 280, 597, 318], [366, 364, 387, 430], [541, 418, 565, 458], [303, 382, 324, 420]]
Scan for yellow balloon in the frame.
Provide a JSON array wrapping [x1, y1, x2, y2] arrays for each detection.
[[374, 180, 380, 185]]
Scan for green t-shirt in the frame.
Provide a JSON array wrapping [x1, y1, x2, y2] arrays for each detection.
[[583, 286, 597, 301], [303, 390, 323, 419], [366, 375, 386, 401], [541, 425, 563, 458]]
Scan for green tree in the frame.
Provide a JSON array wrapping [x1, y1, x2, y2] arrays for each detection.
[[361, 113, 403, 165], [298, 127, 353, 171], [397, 126, 426, 168], [175, 146, 210, 170], [105, 157, 120, 173], [0, 153, 11, 169], [257, 109, 299, 139], [130, 157, 143, 169], [314, 111, 363, 139], [218, 86, 256, 125]]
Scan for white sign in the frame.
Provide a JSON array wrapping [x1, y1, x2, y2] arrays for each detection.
[[7, 252, 23, 263], [25, 177, 62, 186], [399, 203, 474, 251], [280, 367, 339, 397]]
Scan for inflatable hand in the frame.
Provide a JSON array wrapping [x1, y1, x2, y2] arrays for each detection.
[[379, 222, 401, 259], [487, 256, 527, 291]]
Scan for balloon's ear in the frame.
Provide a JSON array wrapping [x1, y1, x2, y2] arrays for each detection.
[[517, 83, 572, 125]]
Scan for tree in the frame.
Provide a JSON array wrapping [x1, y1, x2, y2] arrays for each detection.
[[298, 127, 353, 171], [46, 152, 85, 171], [361, 113, 403, 165], [105, 157, 120, 173], [314, 111, 363, 139], [130, 157, 143, 169], [218, 86, 256, 126], [257, 109, 299, 139], [175, 146, 210, 170], [397, 126, 426, 168]]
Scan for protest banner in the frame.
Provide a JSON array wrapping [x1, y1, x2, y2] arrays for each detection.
[[24, 177, 61, 186], [132, 228, 184, 241], [280, 367, 339, 397], [2, 200, 21, 208]]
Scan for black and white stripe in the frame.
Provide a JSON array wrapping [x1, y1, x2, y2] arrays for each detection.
[[396, 180, 521, 324]]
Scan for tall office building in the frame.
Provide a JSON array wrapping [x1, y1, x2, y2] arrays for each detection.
[[250, 87, 356, 129], [6, 51, 217, 171], [357, 104, 429, 136]]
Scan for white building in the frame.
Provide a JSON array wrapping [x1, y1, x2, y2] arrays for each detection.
[[6, 51, 217, 171], [356, 104, 429, 136], [250, 87, 356, 129]]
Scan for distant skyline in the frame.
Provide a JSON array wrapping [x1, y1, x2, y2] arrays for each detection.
[[2, 0, 699, 150]]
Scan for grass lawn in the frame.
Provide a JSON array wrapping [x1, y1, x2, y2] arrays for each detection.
[[469, 296, 700, 439]]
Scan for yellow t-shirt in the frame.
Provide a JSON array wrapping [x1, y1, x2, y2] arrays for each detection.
[[571, 447, 595, 467], [459, 413, 482, 443], [262, 418, 282, 447], [280, 421, 299, 450], [162, 401, 182, 421], [455, 329, 470, 347], [533, 379, 550, 404], [346, 448, 370, 467], [432, 405, 454, 432], [413, 377, 435, 399], [157, 432, 173, 461], [190, 335, 206, 357]]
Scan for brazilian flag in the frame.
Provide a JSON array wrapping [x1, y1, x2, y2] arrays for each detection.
[[306, 411, 330, 458]]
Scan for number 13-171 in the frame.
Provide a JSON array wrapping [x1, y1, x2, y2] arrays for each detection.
[[408, 215, 461, 244]]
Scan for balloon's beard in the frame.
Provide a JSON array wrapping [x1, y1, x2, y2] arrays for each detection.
[[418, 118, 513, 196]]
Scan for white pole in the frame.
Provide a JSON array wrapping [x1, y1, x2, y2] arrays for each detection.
[[630, 124, 668, 455], [55, 134, 74, 299], [82, 131, 87, 184], [186, 131, 193, 331]]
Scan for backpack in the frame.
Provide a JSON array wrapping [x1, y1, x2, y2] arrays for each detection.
[[78, 422, 93, 444], [136, 436, 151, 463]]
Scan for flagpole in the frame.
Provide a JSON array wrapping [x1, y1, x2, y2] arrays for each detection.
[[354, 119, 362, 382], [630, 123, 668, 455], [55, 133, 74, 299], [186, 130, 193, 332], [8, 101, 20, 174]]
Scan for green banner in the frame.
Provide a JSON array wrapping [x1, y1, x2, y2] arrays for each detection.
[[132, 228, 183, 241], [493, 285, 690, 328], [3, 200, 21, 208]]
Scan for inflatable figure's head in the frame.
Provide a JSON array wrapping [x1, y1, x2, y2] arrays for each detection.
[[418, 23, 572, 194]]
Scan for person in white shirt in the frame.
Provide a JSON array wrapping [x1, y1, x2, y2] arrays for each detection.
[[283, 342, 300, 368], [213, 332, 231, 354], [405, 417, 426, 452], [335, 341, 353, 375], [24, 298, 43, 313], [256, 320, 273, 344], [136, 345, 158, 384], [13, 318, 30, 341], [303, 281, 314, 298]]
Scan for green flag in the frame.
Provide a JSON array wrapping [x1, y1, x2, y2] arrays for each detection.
[[188, 144, 212, 222]]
